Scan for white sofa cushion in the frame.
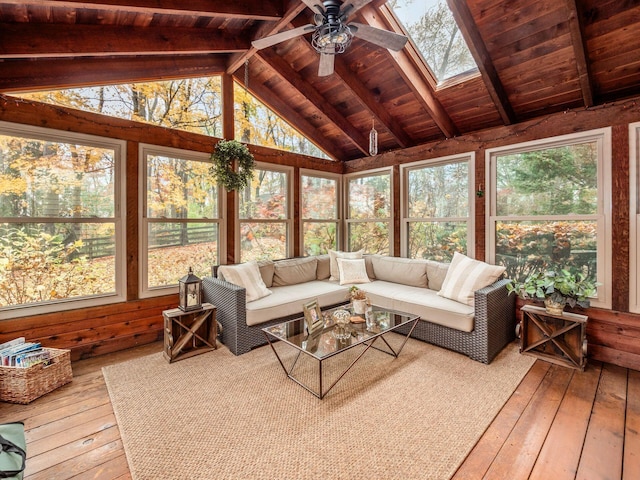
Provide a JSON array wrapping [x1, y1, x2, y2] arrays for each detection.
[[336, 258, 370, 285], [438, 252, 505, 306], [371, 255, 428, 287], [425, 260, 449, 291], [218, 261, 272, 303], [359, 280, 475, 332], [272, 256, 318, 286], [328, 249, 363, 281], [316, 254, 331, 280], [245, 280, 349, 326], [257, 260, 275, 287]]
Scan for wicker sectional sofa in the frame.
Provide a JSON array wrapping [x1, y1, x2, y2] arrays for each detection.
[[202, 253, 516, 364]]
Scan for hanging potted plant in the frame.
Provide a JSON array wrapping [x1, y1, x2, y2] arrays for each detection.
[[506, 269, 598, 315], [210, 139, 255, 192]]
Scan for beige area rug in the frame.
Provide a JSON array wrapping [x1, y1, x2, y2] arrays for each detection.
[[102, 337, 534, 480]]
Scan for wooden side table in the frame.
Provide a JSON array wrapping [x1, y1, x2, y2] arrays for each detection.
[[163, 303, 217, 363], [519, 304, 587, 370]]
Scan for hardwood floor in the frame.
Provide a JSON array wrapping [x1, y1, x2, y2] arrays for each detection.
[[1, 341, 638, 479]]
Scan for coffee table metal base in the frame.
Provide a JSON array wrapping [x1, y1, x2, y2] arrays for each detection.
[[263, 317, 419, 399]]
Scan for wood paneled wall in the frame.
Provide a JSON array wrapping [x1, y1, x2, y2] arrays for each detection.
[[0, 94, 340, 360], [347, 96, 640, 371], [1, 93, 640, 370]]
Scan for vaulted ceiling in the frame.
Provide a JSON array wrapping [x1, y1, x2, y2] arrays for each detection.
[[0, 0, 639, 161]]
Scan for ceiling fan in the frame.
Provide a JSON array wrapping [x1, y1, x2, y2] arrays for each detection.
[[251, 0, 409, 77]]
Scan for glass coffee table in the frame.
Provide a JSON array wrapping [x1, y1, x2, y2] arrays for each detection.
[[262, 305, 419, 399]]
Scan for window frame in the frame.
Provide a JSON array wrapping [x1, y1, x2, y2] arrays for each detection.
[[299, 169, 342, 256], [138, 143, 225, 298], [0, 121, 127, 319], [400, 152, 475, 259], [344, 167, 394, 254], [486, 128, 612, 309], [629, 122, 640, 312], [236, 162, 293, 262]]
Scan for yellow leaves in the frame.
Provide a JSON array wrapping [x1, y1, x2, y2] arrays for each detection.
[[0, 174, 27, 195]]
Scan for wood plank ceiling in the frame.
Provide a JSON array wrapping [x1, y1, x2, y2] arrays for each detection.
[[0, 0, 639, 161]]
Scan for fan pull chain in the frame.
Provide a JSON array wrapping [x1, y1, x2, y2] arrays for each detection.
[[244, 59, 249, 89]]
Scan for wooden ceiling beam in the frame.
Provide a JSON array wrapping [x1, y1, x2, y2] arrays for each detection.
[[360, 5, 459, 139], [257, 48, 370, 156], [0, 23, 249, 59], [447, 0, 516, 125], [564, 0, 595, 107], [226, 0, 308, 74], [233, 69, 344, 161], [284, 13, 412, 150], [333, 59, 412, 149], [2, 0, 282, 20], [0, 55, 227, 93]]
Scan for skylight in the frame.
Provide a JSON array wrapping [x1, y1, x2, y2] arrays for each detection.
[[388, 0, 478, 84]]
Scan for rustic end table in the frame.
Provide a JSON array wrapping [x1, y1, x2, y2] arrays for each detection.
[[519, 304, 587, 370], [163, 303, 217, 363]]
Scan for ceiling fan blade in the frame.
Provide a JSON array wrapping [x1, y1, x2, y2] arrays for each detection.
[[252, 24, 316, 50], [340, 0, 373, 19], [349, 22, 408, 51], [300, 0, 325, 16], [318, 51, 335, 77]]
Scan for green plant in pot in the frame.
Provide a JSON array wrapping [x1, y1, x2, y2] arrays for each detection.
[[506, 269, 598, 315], [349, 286, 369, 314]]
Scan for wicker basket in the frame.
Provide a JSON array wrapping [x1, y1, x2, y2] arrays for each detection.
[[0, 348, 73, 404]]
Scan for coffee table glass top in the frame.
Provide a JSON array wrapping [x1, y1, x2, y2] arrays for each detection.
[[262, 305, 419, 360]]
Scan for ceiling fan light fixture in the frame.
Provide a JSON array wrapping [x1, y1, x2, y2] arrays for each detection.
[[312, 23, 353, 54]]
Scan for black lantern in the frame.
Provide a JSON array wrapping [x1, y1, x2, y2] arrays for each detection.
[[178, 267, 202, 312]]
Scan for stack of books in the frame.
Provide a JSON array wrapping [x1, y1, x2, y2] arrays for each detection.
[[0, 337, 52, 368]]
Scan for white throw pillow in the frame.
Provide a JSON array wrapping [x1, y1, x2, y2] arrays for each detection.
[[438, 252, 506, 306], [328, 249, 364, 281], [217, 261, 272, 303], [336, 258, 370, 285]]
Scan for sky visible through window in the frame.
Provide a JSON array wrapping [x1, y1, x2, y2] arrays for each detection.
[[388, 0, 478, 83]]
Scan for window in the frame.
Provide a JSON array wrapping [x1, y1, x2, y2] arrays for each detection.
[[234, 82, 330, 160], [301, 171, 340, 255], [16, 77, 223, 137], [140, 145, 223, 296], [238, 164, 292, 262], [402, 154, 474, 261], [0, 122, 125, 318], [345, 170, 392, 254], [487, 129, 611, 308], [387, 0, 478, 84]]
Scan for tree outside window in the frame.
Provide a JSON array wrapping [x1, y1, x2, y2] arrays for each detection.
[[388, 0, 477, 83], [301, 173, 339, 255], [346, 172, 391, 254], [239, 166, 291, 262], [143, 148, 221, 292], [234, 83, 329, 160], [492, 141, 600, 285], [0, 127, 123, 312], [405, 159, 470, 261], [19, 77, 223, 138]]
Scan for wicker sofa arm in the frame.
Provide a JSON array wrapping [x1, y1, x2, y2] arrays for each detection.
[[202, 276, 247, 354], [473, 278, 516, 362]]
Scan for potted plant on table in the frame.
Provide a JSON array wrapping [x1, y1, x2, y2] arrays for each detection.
[[349, 286, 369, 314], [506, 269, 598, 315]]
